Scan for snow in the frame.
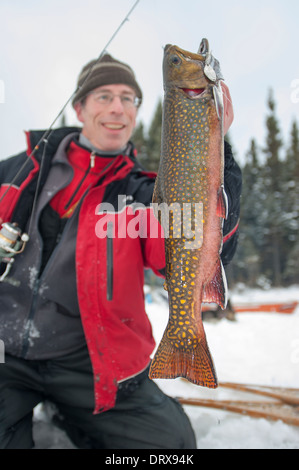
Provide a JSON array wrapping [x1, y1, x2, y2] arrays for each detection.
[[33, 285, 299, 449]]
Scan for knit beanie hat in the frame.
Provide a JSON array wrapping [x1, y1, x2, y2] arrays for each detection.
[[72, 53, 142, 107]]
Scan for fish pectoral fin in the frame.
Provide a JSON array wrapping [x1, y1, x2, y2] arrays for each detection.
[[149, 328, 218, 388], [203, 259, 228, 309], [216, 185, 228, 219]]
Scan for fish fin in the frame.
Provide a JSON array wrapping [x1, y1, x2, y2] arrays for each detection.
[[216, 185, 228, 219], [149, 330, 218, 388], [203, 259, 228, 309]]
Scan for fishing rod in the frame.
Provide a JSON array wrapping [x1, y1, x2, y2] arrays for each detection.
[[0, 0, 141, 281]]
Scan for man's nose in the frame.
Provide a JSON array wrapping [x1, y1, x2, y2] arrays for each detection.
[[109, 95, 124, 113]]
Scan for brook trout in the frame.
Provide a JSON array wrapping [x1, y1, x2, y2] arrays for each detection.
[[149, 40, 228, 388]]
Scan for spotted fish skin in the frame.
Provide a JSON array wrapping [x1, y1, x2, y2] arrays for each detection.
[[149, 42, 228, 387]]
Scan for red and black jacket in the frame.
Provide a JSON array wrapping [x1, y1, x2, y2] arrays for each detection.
[[0, 127, 241, 413]]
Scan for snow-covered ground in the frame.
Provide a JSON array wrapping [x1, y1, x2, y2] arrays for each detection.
[[33, 285, 299, 449]]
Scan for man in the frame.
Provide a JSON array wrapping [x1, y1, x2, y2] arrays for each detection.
[[0, 54, 241, 449]]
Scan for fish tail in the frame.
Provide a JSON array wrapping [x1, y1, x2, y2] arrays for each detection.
[[149, 330, 218, 388]]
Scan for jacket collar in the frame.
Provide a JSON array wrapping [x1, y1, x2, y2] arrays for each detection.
[[25, 127, 81, 165]]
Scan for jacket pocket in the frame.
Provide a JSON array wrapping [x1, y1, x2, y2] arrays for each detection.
[[106, 222, 114, 301]]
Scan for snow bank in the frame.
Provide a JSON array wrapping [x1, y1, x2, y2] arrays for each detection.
[[147, 285, 299, 449]]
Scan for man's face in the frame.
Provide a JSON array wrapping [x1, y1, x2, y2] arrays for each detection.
[[75, 84, 138, 152]]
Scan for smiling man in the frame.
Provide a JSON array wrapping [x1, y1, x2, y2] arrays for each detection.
[[0, 53, 241, 449], [75, 84, 139, 151], [73, 55, 142, 152]]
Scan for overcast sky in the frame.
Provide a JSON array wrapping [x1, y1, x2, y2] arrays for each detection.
[[0, 0, 298, 164]]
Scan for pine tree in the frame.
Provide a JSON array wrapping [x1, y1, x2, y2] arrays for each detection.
[[264, 89, 283, 172], [233, 97, 299, 288], [145, 99, 163, 172], [283, 119, 299, 283], [261, 89, 284, 286], [132, 121, 148, 168], [233, 139, 263, 286], [132, 100, 163, 172], [285, 119, 299, 178]]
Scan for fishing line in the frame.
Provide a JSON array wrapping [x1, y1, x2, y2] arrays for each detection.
[[0, 0, 141, 212]]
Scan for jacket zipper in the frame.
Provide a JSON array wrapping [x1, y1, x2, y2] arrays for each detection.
[[106, 221, 114, 301], [64, 151, 96, 211]]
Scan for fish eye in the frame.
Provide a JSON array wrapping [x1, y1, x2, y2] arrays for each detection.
[[170, 54, 181, 66]]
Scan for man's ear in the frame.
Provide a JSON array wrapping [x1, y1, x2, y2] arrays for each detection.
[[74, 102, 85, 124]]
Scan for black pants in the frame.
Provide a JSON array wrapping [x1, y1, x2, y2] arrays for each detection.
[[0, 347, 196, 449]]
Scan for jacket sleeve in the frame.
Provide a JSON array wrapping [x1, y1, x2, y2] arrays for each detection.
[[221, 140, 242, 267], [0, 151, 35, 226]]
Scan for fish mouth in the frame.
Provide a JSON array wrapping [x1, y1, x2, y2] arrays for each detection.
[[181, 88, 206, 98]]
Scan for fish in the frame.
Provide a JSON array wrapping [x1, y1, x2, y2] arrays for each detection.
[[149, 39, 228, 388]]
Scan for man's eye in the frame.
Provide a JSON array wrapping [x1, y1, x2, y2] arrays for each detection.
[[98, 94, 110, 101], [122, 96, 133, 103]]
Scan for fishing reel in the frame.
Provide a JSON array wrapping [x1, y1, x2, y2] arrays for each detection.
[[0, 222, 29, 282]]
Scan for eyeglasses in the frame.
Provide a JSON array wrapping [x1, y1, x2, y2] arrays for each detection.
[[89, 91, 140, 108]]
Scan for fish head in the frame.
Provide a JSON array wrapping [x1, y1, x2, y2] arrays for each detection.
[[163, 41, 223, 100]]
